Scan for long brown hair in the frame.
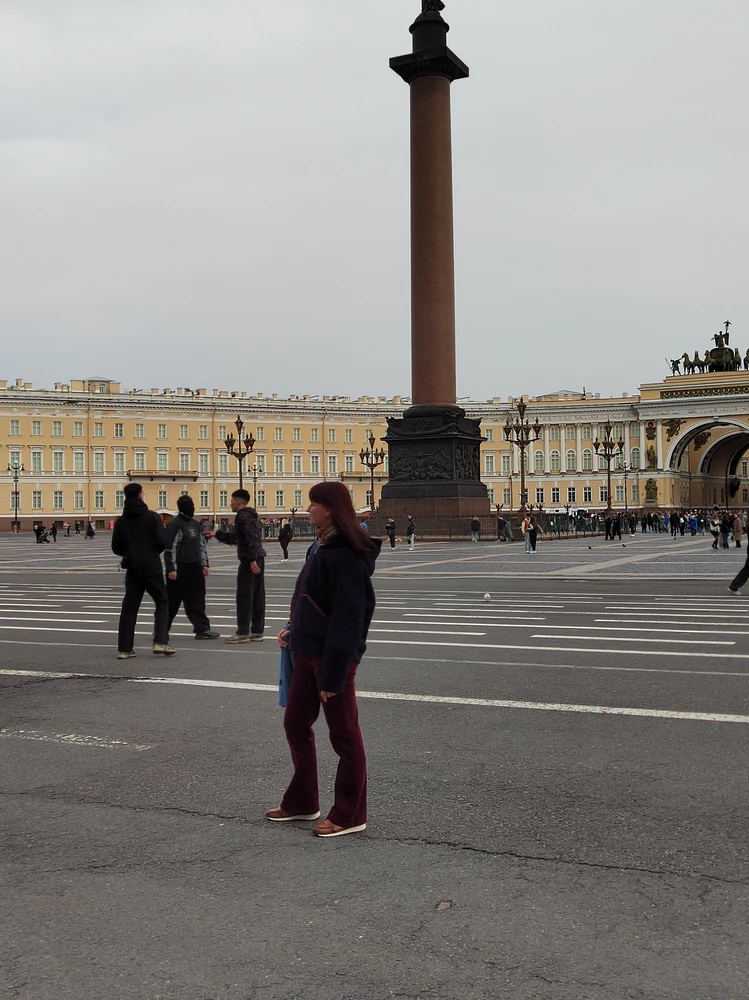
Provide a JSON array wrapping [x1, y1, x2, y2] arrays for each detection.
[[308, 482, 377, 556]]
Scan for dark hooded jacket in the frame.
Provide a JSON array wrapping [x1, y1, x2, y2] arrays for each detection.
[[164, 513, 208, 572], [215, 505, 266, 563], [111, 497, 167, 575], [289, 533, 381, 693]]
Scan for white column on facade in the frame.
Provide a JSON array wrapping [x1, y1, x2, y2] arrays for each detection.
[[624, 422, 630, 464], [560, 424, 567, 475], [639, 421, 647, 469], [656, 419, 663, 469], [576, 423, 583, 473], [544, 425, 551, 474]]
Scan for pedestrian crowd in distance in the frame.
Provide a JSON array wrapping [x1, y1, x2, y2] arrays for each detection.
[[33, 519, 95, 542]]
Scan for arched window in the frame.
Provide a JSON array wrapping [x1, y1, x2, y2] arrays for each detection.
[[534, 450, 544, 473], [551, 450, 561, 472], [631, 447, 640, 468], [599, 454, 607, 471], [583, 449, 593, 471], [566, 450, 576, 472]]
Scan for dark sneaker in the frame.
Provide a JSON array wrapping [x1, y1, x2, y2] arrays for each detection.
[[117, 650, 136, 660], [225, 634, 251, 644], [249, 633, 264, 642], [195, 630, 221, 640], [153, 643, 176, 655]]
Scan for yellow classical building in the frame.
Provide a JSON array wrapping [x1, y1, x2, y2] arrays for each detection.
[[2, 370, 749, 529]]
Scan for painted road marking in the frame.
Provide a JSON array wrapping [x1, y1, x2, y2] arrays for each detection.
[[1, 669, 747, 726], [0, 727, 153, 751]]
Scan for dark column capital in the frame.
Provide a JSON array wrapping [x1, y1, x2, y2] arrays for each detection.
[[390, 48, 469, 85]]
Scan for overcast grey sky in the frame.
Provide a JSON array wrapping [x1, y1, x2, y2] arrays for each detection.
[[2, 0, 748, 401]]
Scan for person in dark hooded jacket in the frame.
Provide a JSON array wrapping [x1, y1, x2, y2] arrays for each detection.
[[267, 481, 380, 839], [111, 483, 173, 658], [164, 495, 220, 639]]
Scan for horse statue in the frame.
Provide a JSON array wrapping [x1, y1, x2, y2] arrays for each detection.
[[692, 350, 705, 373], [735, 348, 742, 371], [744, 350, 749, 371], [681, 352, 695, 374]]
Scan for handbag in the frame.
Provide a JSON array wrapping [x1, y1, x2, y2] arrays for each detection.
[[278, 645, 294, 707]]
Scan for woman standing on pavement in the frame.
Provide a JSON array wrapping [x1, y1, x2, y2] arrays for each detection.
[[267, 481, 380, 838], [733, 512, 744, 548], [278, 518, 293, 561]]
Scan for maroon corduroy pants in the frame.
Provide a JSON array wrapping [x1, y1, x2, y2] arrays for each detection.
[[280, 652, 367, 828]]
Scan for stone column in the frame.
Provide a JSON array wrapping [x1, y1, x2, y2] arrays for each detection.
[[576, 423, 583, 473], [656, 419, 663, 470], [639, 421, 647, 470], [381, 2, 489, 518]]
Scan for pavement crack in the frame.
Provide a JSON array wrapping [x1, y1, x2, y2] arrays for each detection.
[[376, 833, 749, 887]]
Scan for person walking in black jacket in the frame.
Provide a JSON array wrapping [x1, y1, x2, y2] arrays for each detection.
[[278, 519, 293, 561], [164, 495, 220, 640], [386, 517, 396, 549], [206, 489, 266, 642], [268, 481, 380, 838], [111, 483, 174, 658]]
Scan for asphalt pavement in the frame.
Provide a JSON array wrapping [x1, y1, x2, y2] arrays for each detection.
[[1, 533, 748, 1000]]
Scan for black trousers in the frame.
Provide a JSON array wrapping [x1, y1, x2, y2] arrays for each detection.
[[387, 532, 396, 549], [730, 552, 749, 591], [117, 571, 168, 651], [279, 540, 290, 561], [236, 558, 266, 636], [167, 564, 210, 634]]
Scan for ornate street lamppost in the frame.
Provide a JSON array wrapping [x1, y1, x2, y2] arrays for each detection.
[[224, 415, 256, 492], [593, 420, 624, 515], [7, 460, 24, 533], [360, 433, 386, 511], [504, 398, 540, 514]]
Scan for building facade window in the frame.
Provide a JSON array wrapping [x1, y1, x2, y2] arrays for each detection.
[[31, 451, 42, 473], [600, 486, 609, 502], [134, 452, 145, 471], [310, 428, 319, 443], [328, 454, 337, 475], [293, 454, 303, 475], [484, 453, 495, 474], [631, 447, 641, 467], [549, 426, 560, 441], [632, 485, 639, 503], [114, 423, 124, 438], [179, 453, 191, 472], [114, 453, 125, 473], [219, 489, 228, 507], [256, 454, 266, 474], [344, 429, 353, 443], [73, 452, 85, 474], [157, 452, 168, 471], [536, 488, 544, 504], [257, 490, 266, 508], [94, 422, 103, 437], [275, 427, 283, 442], [583, 486, 592, 503], [53, 451, 64, 473], [199, 425, 208, 440], [599, 454, 607, 471], [157, 424, 167, 439], [566, 425, 575, 440], [615, 485, 625, 502], [135, 423, 144, 439], [502, 488, 511, 504], [501, 453, 511, 474], [275, 490, 284, 507], [293, 427, 302, 442], [310, 454, 320, 475], [32, 420, 42, 436], [534, 451, 544, 472], [218, 453, 228, 475], [485, 428, 494, 442], [158, 490, 167, 507], [9, 420, 20, 436], [73, 421, 84, 437], [32, 491, 42, 509], [218, 425, 227, 440], [631, 424, 640, 439], [344, 454, 354, 473], [566, 450, 576, 472], [274, 454, 284, 475], [199, 453, 209, 474], [94, 491, 104, 509], [294, 490, 302, 507], [52, 421, 63, 437], [74, 491, 84, 509], [487, 487, 494, 503], [93, 452, 105, 473], [328, 429, 336, 443], [179, 425, 188, 439], [550, 450, 561, 472], [567, 487, 576, 503], [551, 488, 560, 503], [583, 449, 593, 471], [200, 490, 209, 508], [256, 427, 265, 441], [115, 490, 124, 509]]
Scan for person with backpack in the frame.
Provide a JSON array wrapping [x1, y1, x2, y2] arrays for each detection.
[[164, 495, 220, 640], [111, 483, 174, 659], [278, 518, 293, 561]]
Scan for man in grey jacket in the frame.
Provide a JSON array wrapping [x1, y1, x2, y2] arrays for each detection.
[[164, 495, 220, 640]]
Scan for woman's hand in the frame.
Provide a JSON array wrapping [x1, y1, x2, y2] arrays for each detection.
[[277, 628, 290, 648], [320, 691, 337, 703]]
